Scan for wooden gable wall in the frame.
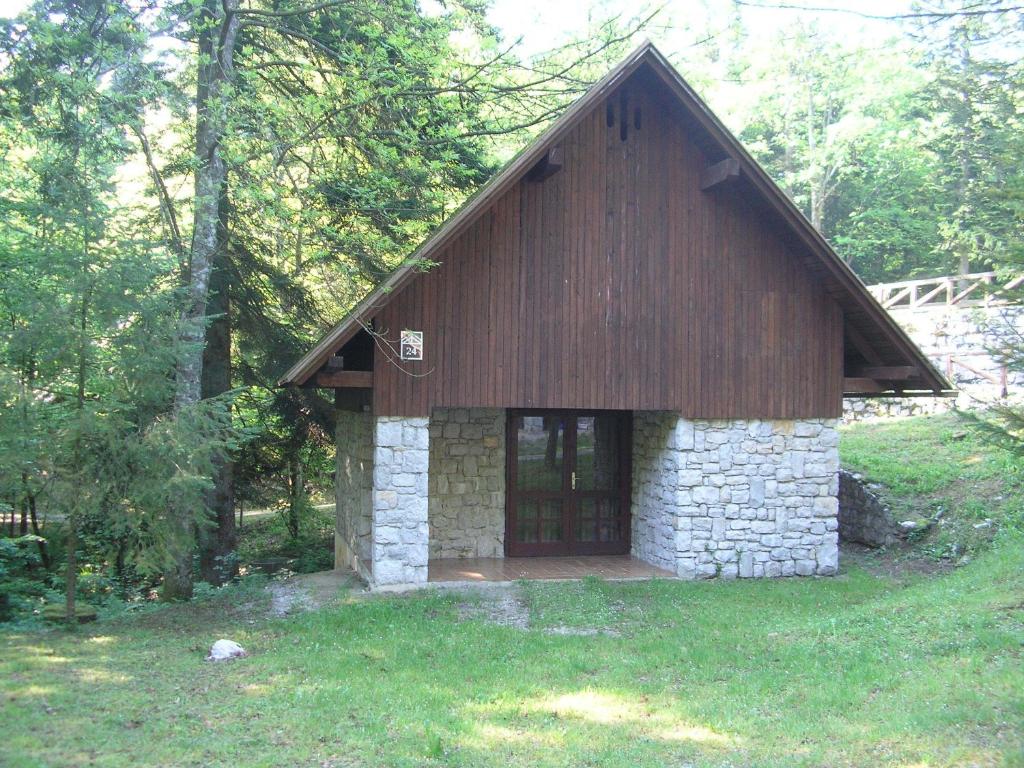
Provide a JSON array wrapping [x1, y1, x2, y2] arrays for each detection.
[[371, 69, 844, 418]]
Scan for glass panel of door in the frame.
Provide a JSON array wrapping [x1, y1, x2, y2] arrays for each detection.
[[506, 411, 630, 556]]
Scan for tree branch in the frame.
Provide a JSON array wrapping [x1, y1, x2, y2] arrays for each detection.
[[130, 123, 187, 276]]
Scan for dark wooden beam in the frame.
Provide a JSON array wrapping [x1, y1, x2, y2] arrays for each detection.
[[700, 158, 740, 191], [315, 370, 373, 388], [335, 387, 372, 412], [526, 146, 564, 182], [843, 377, 886, 394], [848, 365, 918, 380], [844, 323, 884, 366]]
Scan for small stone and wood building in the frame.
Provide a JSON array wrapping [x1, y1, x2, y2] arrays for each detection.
[[280, 43, 951, 589]]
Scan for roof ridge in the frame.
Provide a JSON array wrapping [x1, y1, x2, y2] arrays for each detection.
[[280, 41, 950, 395]]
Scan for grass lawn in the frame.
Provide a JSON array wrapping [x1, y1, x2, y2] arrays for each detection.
[[2, 413, 1023, 767], [3, 541, 1023, 767]]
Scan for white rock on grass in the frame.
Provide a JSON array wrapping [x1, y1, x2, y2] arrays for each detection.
[[206, 639, 247, 661]]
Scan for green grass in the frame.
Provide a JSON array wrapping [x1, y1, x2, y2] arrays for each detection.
[[841, 413, 1024, 558], [3, 541, 1023, 768], [3, 413, 1023, 767]]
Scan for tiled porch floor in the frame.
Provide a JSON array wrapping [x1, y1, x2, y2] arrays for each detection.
[[428, 555, 674, 582]]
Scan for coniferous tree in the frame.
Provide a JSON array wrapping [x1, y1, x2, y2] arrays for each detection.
[[0, 0, 235, 616]]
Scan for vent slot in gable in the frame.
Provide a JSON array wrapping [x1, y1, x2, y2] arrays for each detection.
[[619, 90, 629, 141]]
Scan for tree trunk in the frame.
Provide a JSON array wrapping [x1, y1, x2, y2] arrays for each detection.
[[955, 29, 975, 292], [198, 190, 237, 586], [163, 0, 240, 601], [287, 455, 302, 540], [64, 515, 77, 622], [23, 473, 48, 569], [810, 187, 824, 233], [114, 539, 128, 596], [67, 284, 89, 623], [806, 79, 826, 234]]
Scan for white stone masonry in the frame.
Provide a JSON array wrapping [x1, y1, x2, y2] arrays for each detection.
[[632, 413, 839, 579], [371, 416, 430, 587]]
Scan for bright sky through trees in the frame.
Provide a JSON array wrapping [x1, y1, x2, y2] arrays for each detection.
[[487, 0, 918, 55], [0, 0, 915, 41]]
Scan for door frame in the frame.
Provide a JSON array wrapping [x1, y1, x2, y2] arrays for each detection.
[[504, 409, 632, 557]]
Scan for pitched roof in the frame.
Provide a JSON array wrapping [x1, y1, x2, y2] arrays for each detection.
[[279, 41, 951, 395]]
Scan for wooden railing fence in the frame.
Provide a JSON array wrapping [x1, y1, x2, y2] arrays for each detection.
[[867, 272, 1024, 310]]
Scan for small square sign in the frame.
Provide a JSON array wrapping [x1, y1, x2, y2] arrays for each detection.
[[400, 330, 423, 361]]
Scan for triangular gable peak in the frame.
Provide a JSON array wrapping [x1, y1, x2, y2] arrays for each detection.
[[281, 43, 951, 414]]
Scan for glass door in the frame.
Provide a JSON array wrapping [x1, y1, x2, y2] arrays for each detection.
[[505, 411, 631, 556]]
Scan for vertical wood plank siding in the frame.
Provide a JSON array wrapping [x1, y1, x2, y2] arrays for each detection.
[[373, 76, 843, 418]]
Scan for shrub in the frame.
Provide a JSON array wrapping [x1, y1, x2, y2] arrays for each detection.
[[0, 536, 48, 622]]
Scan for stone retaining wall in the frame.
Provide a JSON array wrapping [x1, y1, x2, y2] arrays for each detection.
[[837, 469, 902, 547], [888, 304, 1023, 388], [428, 408, 506, 558], [843, 396, 953, 422], [632, 413, 839, 578], [843, 304, 1024, 422]]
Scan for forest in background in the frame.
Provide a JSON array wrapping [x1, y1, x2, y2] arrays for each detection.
[[0, 0, 1021, 621]]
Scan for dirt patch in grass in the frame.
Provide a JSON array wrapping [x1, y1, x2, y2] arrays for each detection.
[[541, 624, 621, 637], [267, 570, 356, 618], [841, 541, 956, 583], [120, 580, 270, 635], [99, 570, 355, 635], [449, 582, 625, 635], [451, 584, 531, 629]]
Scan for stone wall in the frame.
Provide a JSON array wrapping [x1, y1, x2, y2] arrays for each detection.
[[843, 304, 1024, 422], [428, 408, 506, 558], [335, 409, 373, 580], [838, 469, 902, 547], [631, 414, 685, 572], [888, 304, 1023, 388], [631, 413, 839, 579], [371, 416, 430, 587], [843, 396, 952, 423], [843, 384, 1021, 423], [344, 408, 839, 585]]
